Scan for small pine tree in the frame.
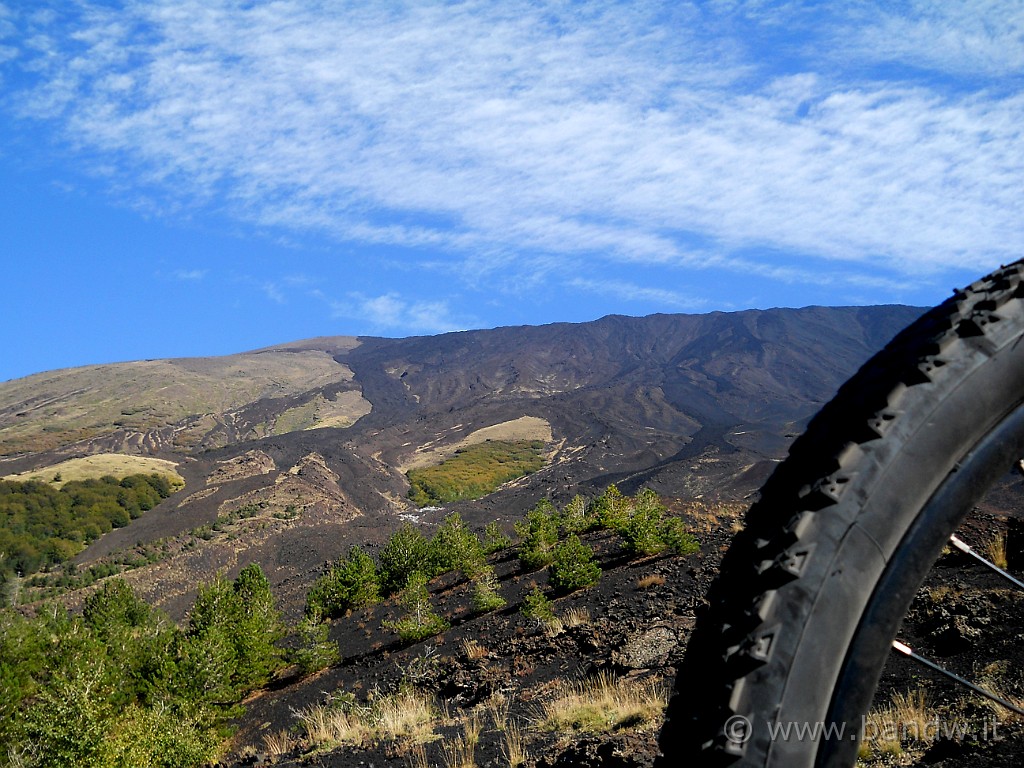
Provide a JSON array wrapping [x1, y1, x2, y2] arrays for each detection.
[[427, 512, 486, 579], [482, 521, 512, 554], [471, 567, 506, 613], [515, 500, 559, 571], [559, 494, 593, 534], [231, 563, 285, 690], [621, 503, 667, 556], [379, 524, 430, 595], [384, 571, 449, 643], [549, 534, 601, 593], [520, 585, 556, 626], [306, 545, 381, 618], [659, 516, 700, 555], [294, 610, 340, 674], [593, 484, 631, 532]]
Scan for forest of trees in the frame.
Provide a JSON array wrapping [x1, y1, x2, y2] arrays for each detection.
[[0, 564, 283, 767], [0, 474, 175, 586]]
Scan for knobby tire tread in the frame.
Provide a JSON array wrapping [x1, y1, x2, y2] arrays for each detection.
[[659, 260, 1024, 767]]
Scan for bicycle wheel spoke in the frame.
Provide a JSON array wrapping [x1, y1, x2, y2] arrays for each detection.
[[949, 534, 1024, 591], [891, 640, 1024, 716]]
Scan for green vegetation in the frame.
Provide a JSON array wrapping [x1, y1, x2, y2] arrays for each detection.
[[426, 512, 487, 579], [0, 474, 175, 587], [306, 545, 382, 619], [0, 565, 285, 767], [406, 439, 546, 506], [471, 568, 507, 613], [514, 500, 560, 571], [378, 523, 431, 595], [384, 571, 450, 643], [549, 534, 601, 593], [521, 585, 556, 625]]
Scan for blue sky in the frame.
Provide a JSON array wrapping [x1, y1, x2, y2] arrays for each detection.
[[1, 1, 1022, 382]]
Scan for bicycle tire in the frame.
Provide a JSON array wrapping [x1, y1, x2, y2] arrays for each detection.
[[659, 259, 1024, 767]]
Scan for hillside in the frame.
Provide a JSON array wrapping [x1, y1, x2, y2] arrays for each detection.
[[21, 304, 1024, 767], [0, 305, 926, 618]]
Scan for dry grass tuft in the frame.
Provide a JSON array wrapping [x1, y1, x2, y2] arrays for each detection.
[[561, 606, 591, 628], [295, 702, 372, 750], [376, 689, 438, 743], [985, 530, 1009, 570], [442, 713, 482, 768], [261, 729, 294, 757], [859, 688, 935, 760], [295, 688, 437, 752], [541, 672, 667, 734], [501, 721, 528, 768], [486, 693, 512, 732], [978, 661, 1024, 721], [636, 573, 666, 589], [462, 639, 489, 660]]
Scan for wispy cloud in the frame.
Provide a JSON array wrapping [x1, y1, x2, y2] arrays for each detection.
[[329, 292, 467, 336], [2, 0, 1021, 308], [569, 278, 712, 312], [172, 268, 206, 281]]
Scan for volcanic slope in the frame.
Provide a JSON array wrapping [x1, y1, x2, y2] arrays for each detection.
[[0, 305, 922, 617]]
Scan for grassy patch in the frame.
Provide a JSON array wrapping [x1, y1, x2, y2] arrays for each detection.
[[295, 689, 438, 752], [3, 453, 184, 489], [406, 440, 546, 506], [541, 672, 668, 734]]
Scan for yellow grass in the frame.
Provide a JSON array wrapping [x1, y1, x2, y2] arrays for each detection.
[[985, 531, 1009, 570], [541, 672, 668, 734], [399, 416, 553, 472], [3, 453, 184, 488], [501, 721, 528, 768], [858, 689, 935, 761], [296, 688, 437, 752]]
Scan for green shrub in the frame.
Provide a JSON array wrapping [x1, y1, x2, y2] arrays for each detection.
[[515, 500, 560, 571], [384, 571, 449, 643], [521, 585, 556, 625], [427, 512, 486, 579], [621, 503, 667, 556], [559, 494, 595, 534], [306, 545, 381, 618], [294, 611, 340, 675], [659, 516, 700, 556], [592, 484, 631, 532], [471, 567, 506, 613], [379, 523, 430, 595], [549, 535, 601, 593], [482, 521, 512, 554], [183, 564, 284, 699]]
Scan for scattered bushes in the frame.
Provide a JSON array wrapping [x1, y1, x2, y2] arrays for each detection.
[[406, 440, 546, 506]]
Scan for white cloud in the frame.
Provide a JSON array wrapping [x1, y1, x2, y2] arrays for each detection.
[[3, 0, 1022, 301], [837, 0, 1024, 78], [330, 292, 467, 335]]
